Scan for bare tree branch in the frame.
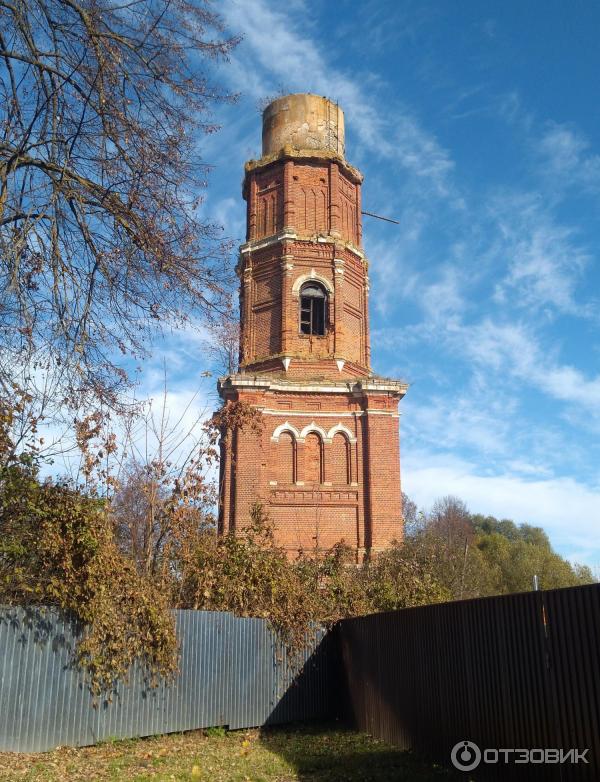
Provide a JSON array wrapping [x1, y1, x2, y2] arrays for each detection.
[[0, 0, 240, 435]]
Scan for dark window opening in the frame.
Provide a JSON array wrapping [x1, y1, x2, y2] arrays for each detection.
[[300, 282, 327, 336]]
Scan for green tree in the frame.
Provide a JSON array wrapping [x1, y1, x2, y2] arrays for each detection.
[[406, 495, 594, 600], [477, 532, 593, 594]]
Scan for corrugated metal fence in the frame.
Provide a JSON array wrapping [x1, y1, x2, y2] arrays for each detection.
[[0, 607, 335, 752], [3, 583, 599, 774], [338, 582, 600, 780]]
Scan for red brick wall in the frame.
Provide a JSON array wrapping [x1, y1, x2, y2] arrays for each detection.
[[219, 148, 403, 558], [361, 398, 403, 550], [293, 163, 329, 235], [218, 386, 403, 560], [304, 432, 323, 484], [240, 155, 369, 375], [272, 432, 294, 484], [254, 168, 283, 239], [329, 432, 350, 484]]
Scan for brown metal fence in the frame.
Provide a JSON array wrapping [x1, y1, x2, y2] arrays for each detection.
[[337, 583, 600, 780]]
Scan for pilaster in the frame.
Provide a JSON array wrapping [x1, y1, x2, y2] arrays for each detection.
[[247, 172, 258, 241], [329, 162, 341, 238], [280, 253, 294, 355], [333, 256, 345, 357], [241, 260, 253, 364], [363, 263, 371, 370], [283, 159, 295, 230]]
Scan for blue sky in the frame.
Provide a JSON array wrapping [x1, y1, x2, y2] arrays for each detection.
[[136, 0, 600, 567]]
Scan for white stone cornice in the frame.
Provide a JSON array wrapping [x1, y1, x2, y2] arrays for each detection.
[[262, 409, 360, 417], [218, 374, 408, 398], [240, 229, 297, 255], [260, 409, 399, 420], [239, 232, 367, 264]]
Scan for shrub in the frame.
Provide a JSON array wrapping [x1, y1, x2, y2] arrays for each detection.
[[0, 458, 177, 695]]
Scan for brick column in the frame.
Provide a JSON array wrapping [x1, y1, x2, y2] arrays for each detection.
[[283, 159, 295, 231], [217, 427, 233, 534], [333, 256, 345, 356], [363, 395, 402, 552], [241, 261, 253, 364], [329, 162, 341, 238], [280, 252, 294, 355], [356, 180, 363, 247], [363, 262, 371, 370], [232, 396, 265, 531], [247, 172, 258, 241], [322, 439, 333, 485], [295, 437, 306, 486]]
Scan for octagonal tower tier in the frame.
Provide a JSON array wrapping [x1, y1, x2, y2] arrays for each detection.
[[217, 94, 407, 560]]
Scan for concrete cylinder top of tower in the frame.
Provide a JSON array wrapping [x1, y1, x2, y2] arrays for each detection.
[[262, 94, 345, 158]]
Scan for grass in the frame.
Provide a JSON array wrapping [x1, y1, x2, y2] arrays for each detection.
[[0, 723, 466, 781]]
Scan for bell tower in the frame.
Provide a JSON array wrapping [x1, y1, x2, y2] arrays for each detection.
[[217, 93, 408, 560]]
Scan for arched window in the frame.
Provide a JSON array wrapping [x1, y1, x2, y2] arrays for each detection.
[[300, 282, 327, 336]]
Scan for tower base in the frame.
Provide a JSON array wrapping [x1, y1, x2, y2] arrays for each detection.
[[218, 373, 407, 560]]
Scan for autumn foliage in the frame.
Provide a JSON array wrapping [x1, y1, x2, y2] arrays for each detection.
[[1, 397, 593, 693], [0, 453, 177, 695]]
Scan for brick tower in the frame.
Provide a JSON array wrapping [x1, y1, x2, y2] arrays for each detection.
[[217, 93, 407, 560]]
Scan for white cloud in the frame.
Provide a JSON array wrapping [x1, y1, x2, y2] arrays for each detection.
[[420, 265, 465, 323], [379, 115, 455, 194], [403, 450, 600, 565], [36, 327, 218, 481], [404, 391, 515, 457], [208, 196, 246, 243], [497, 90, 535, 133], [366, 210, 427, 315]]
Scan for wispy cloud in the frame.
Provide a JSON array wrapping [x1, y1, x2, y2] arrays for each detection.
[[453, 319, 600, 413], [404, 389, 516, 458], [219, 0, 455, 196], [419, 264, 466, 323], [538, 123, 600, 192], [489, 193, 591, 317]]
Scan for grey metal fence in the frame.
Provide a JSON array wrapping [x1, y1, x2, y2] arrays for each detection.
[[337, 582, 600, 781], [0, 607, 336, 752]]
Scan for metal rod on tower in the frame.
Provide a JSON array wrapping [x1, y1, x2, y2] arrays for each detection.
[[361, 210, 400, 225]]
